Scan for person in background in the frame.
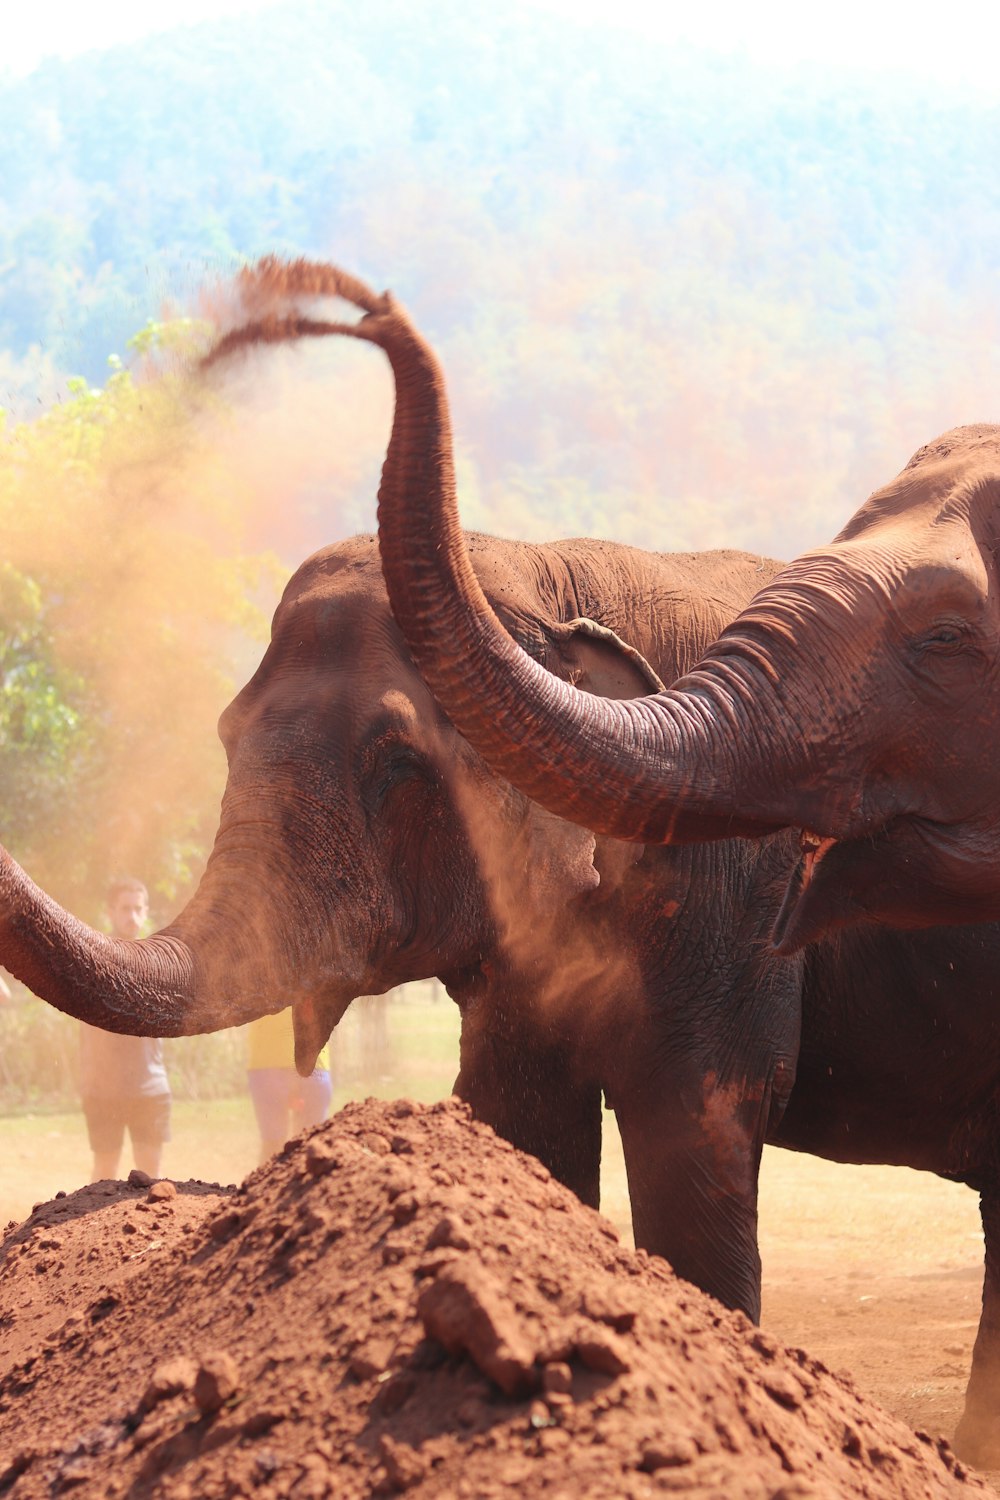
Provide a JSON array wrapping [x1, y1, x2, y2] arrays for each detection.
[[79, 878, 172, 1182], [246, 1009, 333, 1164]]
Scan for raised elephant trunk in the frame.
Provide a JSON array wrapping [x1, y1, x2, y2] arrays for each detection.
[[201, 258, 805, 846]]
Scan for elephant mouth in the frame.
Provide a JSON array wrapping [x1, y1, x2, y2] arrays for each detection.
[[291, 982, 361, 1076], [769, 811, 995, 952]]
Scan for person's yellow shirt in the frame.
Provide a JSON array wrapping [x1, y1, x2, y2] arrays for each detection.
[[246, 1009, 330, 1072]]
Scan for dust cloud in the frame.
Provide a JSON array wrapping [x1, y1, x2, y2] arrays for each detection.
[[189, 261, 644, 1027], [0, 301, 395, 928], [449, 742, 639, 1031]]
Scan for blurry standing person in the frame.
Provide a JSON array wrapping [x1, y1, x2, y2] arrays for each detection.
[[79, 879, 172, 1181], [246, 1009, 332, 1163]]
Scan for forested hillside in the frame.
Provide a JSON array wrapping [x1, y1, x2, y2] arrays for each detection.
[[3, 0, 1000, 560], [2, 1, 999, 908]]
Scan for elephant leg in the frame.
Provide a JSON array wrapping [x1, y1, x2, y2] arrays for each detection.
[[615, 1080, 766, 1321], [454, 1005, 602, 1209], [954, 1188, 1000, 1467]]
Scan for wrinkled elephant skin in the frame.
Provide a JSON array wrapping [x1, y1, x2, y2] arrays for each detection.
[[0, 524, 798, 1319], [339, 270, 1000, 939]]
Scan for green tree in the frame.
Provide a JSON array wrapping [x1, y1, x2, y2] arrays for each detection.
[[0, 563, 92, 868]]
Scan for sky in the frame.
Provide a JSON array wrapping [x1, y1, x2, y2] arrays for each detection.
[[3, 0, 1000, 94], [540, 0, 1000, 94]]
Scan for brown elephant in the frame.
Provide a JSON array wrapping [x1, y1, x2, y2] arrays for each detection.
[[193, 258, 1000, 1464]]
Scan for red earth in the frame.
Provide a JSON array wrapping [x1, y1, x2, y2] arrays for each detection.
[[1, 1097, 995, 1499]]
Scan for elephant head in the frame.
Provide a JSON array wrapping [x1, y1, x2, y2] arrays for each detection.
[[202, 261, 1000, 950]]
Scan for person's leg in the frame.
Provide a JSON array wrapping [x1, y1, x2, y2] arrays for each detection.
[[247, 1069, 292, 1163], [132, 1140, 162, 1177], [83, 1098, 126, 1182], [91, 1147, 122, 1180], [296, 1068, 333, 1130], [127, 1094, 172, 1179]]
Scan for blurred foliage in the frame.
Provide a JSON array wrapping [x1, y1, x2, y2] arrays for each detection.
[[0, 983, 449, 1116], [163, 1029, 248, 1104], [0, 564, 91, 863], [0, 998, 79, 1113], [0, 326, 284, 921]]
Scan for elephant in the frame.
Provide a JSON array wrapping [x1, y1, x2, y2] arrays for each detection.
[[786, 926, 1000, 1465], [191, 257, 1000, 1464]]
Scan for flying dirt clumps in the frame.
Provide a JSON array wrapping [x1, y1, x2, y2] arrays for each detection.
[[0, 1099, 990, 1500]]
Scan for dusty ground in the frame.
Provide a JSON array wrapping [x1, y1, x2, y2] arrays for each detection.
[[759, 1151, 987, 1472], [0, 1098, 992, 1499]]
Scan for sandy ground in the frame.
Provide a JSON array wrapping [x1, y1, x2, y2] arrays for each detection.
[[596, 1120, 989, 1470], [760, 1150, 985, 1456]]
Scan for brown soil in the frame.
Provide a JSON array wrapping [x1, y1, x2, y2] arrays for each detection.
[[0, 1100, 993, 1500], [758, 1153, 987, 1468]]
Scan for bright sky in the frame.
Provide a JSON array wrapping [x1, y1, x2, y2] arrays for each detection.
[[2, 0, 999, 95], [1, 0, 274, 74], [553, 0, 1000, 92]]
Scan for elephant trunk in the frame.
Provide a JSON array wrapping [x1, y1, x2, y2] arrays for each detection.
[[0, 844, 287, 1036], [198, 258, 812, 847], [370, 307, 797, 845]]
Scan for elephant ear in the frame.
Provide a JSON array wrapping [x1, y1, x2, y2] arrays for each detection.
[[544, 617, 666, 699], [542, 617, 664, 892]]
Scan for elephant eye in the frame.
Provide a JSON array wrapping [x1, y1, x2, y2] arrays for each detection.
[[911, 619, 969, 654], [359, 744, 435, 814]]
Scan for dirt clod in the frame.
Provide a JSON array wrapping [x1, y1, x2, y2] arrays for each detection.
[[303, 1141, 338, 1178], [140, 1355, 198, 1411], [542, 1360, 573, 1395], [640, 1437, 699, 1472], [425, 1214, 471, 1253], [193, 1351, 240, 1414], [416, 1257, 539, 1397]]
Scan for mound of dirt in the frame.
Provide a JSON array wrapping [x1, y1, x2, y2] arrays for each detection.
[[0, 1177, 227, 1381], [0, 1098, 990, 1499]]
